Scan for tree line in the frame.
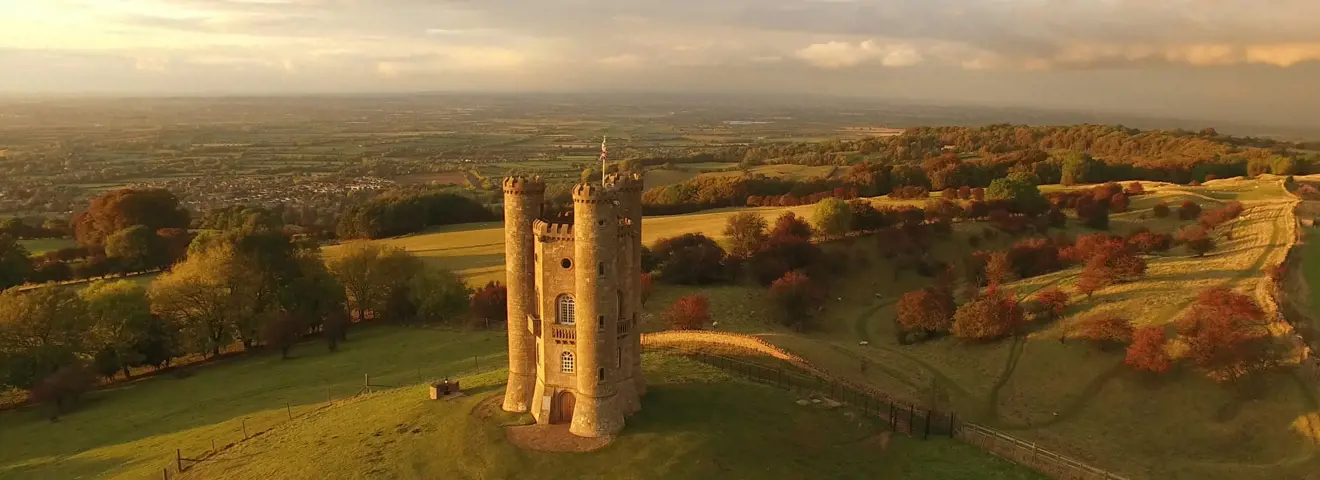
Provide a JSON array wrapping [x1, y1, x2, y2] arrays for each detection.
[[638, 124, 1318, 216], [0, 217, 508, 415]]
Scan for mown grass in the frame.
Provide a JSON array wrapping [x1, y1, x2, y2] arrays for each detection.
[[180, 354, 1042, 480]]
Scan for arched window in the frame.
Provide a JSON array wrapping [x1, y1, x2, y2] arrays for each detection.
[[598, 367, 605, 381], [557, 295, 576, 325], [561, 351, 575, 373]]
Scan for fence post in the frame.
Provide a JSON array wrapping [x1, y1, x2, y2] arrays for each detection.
[[908, 405, 914, 434], [364, 374, 370, 393], [242, 418, 248, 439], [176, 449, 182, 472], [163, 467, 168, 480], [328, 388, 332, 405], [211, 438, 216, 452], [473, 356, 478, 369], [286, 402, 292, 421]]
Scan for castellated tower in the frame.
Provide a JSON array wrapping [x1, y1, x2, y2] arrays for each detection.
[[502, 173, 646, 438]]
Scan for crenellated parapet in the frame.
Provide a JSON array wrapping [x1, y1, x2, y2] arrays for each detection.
[[604, 172, 644, 193], [532, 219, 576, 242], [572, 183, 615, 204], [503, 176, 546, 195]]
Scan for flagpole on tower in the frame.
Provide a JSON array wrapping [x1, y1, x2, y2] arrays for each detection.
[[599, 135, 608, 186]]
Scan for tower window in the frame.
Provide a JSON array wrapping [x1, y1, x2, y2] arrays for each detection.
[[599, 367, 605, 381], [561, 258, 572, 269], [557, 295, 576, 325], [618, 347, 622, 368], [598, 262, 605, 277], [598, 315, 605, 331], [561, 351, 575, 373]]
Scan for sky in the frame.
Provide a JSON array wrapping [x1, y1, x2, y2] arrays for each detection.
[[2, 0, 1319, 127]]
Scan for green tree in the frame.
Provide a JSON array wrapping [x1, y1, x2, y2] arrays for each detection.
[[723, 212, 768, 259], [409, 266, 470, 324], [812, 198, 853, 240], [985, 173, 1046, 213], [1060, 152, 1101, 186], [149, 244, 238, 357], [82, 280, 156, 379], [0, 234, 32, 291], [0, 286, 93, 390], [328, 242, 423, 324], [105, 225, 163, 271]]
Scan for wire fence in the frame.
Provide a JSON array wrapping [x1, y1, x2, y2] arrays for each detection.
[[654, 345, 1130, 480]]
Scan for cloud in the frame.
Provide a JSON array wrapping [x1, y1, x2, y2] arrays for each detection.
[[795, 40, 922, 69]]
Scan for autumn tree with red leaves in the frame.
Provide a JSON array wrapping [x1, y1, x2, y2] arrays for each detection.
[[664, 295, 711, 330], [951, 287, 1023, 341], [896, 287, 955, 343], [469, 281, 508, 327], [1033, 287, 1069, 321], [985, 251, 1015, 286], [1175, 287, 1281, 383], [1125, 326, 1172, 373], [767, 271, 825, 331], [1178, 225, 1215, 257]]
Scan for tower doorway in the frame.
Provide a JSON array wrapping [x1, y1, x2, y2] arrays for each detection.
[[555, 391, 576, 424]]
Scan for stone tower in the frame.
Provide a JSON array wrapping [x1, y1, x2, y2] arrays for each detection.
[[501, 173, 646, 438]]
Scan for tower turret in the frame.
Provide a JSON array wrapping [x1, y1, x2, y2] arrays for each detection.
[[568, 183, 625, 437], [606, 172, 646, 410], [501, 176, 544, 413]]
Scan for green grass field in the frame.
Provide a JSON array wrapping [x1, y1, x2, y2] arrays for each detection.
[[17, 238, 77, 255], [0, 327, 1040, 480]]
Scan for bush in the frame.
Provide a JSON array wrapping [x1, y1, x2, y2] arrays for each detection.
[[664, 295, 711, 330], [767, 271, 825, 331], [1177, 225, 1215, 257], [1178, 201, 1202, 220], [469, 281, 508, 327], [28, 363, 98, 414], [1152, 202, 1171, 218], [951, 287, 1023, 341]]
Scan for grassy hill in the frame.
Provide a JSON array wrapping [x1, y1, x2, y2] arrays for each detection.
[[352, 177, 1320, 479], [178, 355, 1040, 480], [0, 327, 1040, 480]]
